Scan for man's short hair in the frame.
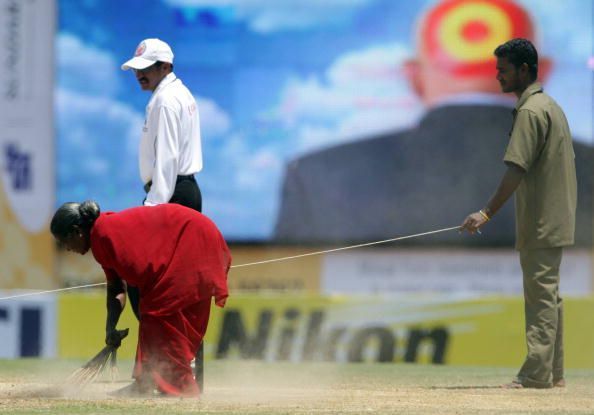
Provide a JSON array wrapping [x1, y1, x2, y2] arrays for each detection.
[[494, 38, 538, 80], [154, 61, 174, 70]]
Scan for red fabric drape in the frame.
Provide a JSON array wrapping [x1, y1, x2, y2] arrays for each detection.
[[90, 204, 231, 395], [134, 300, 211, 396]]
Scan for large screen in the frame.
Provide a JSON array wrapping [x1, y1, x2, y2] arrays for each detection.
[[57, 0, 593, 244]]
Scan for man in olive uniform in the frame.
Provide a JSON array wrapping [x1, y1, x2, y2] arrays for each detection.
[[461, 38, 576, 389]]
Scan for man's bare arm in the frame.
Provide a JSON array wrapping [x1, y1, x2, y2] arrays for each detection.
[[461, 163, 525, 233]]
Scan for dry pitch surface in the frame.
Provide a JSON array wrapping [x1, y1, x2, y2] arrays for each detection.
[[1, 360, 593, 414]]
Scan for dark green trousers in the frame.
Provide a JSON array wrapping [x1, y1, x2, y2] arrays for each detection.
[[516, 247, 564, 388]]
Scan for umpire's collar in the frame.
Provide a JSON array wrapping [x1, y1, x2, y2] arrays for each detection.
[[153, 72, 178, 96]]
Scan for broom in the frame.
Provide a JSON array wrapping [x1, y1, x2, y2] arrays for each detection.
[[66, 328, 129, 391]]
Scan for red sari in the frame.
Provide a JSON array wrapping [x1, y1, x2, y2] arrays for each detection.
[[90, 204, 230, 396]]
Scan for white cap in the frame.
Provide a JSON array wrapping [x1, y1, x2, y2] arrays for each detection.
[[121, 38, 174, 71]]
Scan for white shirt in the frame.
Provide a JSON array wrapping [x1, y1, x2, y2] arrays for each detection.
[[139, 72, 203, 205]]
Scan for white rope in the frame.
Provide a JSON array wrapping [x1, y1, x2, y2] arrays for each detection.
[[0, 225, 460, 301], [230, 225, 460, 268], [0, 283, 107, 301]]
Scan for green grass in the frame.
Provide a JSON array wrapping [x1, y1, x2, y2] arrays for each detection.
[[1, 359, 593, 414]]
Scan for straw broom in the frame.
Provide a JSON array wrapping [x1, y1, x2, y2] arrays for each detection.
[[66, 328, 129, 391]]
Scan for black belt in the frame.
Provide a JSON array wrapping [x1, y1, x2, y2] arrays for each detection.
[[144, 175, 195, 193]]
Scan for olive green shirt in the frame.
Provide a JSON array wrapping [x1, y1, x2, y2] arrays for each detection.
[[503, 82, 577, 250]]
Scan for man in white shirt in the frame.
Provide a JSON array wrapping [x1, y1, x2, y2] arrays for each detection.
[[122, 38, 203, 211], [121, 38, 205, 389]]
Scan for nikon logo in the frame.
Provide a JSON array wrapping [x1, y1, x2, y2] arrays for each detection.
[[216, 308, 449, 363]]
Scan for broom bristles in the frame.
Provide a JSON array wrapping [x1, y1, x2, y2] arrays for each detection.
[[66, 346, 116, 390], [109, 348, 119, 382], [64, 328, 129, 392]]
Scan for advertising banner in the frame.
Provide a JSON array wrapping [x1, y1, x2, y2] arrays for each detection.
[[56, 245, 323, 293], [0, 292, 57, 358], [0, 0, 56, 289], [228, 246, 322, 292], [56, 0, 593, 244], [322, 248, 593, 296], [55, 246, 593, 297], [57, 293, 594, 369], [58, 292, 139, 360]]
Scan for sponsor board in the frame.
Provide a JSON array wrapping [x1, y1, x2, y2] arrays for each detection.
[[0, 292, 57, 358], [0, 0, 56, 289], [322, 248, 593, 296], [58, 292, 139, 359], [58, 246, 594, 298], [56, 293, 594, 368], [55, 244, 323, 293], [229, 246, 321, 292]]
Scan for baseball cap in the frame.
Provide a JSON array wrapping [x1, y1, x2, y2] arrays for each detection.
[[121, 38, 174, 71]]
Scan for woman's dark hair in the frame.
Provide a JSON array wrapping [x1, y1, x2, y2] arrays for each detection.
[[494, 38, 538, 80], [50, 200, 100, 239]]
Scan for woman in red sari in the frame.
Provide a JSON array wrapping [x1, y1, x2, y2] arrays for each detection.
[[51, 200, 230, 397]]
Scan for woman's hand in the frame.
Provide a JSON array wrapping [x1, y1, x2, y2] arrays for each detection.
[[105, 328, 129, 348]]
